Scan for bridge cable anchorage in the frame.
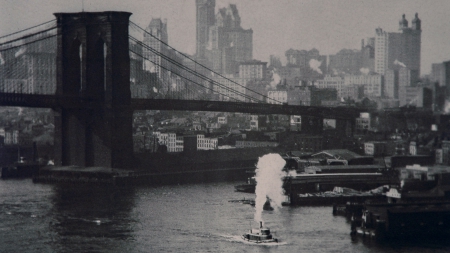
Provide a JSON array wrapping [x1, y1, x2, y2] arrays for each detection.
[[129, 47, 242, 102], [129, 22, 281, 104], [129, 37, 258, 102], [129, 35, 258, 102], [130, 37, 253, 101]]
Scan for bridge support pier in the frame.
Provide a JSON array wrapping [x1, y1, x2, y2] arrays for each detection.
[[53, 12, 133, 168]]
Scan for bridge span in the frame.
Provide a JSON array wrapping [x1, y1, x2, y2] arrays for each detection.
[[0, 11, 362, 169], [0, 93, 361, 119]]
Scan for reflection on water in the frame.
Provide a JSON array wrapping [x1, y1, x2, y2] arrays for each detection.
[[1, 179, 450, 252]]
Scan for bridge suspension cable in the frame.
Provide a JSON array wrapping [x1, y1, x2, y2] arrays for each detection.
[[0, 19, 56, 40], [129, 21, 281, 104]]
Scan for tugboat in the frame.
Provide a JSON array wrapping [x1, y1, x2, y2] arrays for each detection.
[[242, 221, 278, 243]]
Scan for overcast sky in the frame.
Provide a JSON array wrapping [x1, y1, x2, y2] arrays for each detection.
[[1, 0, 449, 75]]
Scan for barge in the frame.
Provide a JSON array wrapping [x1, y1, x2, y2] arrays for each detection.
[[290, 186, 387, 206], [235, 170, 393, 194]]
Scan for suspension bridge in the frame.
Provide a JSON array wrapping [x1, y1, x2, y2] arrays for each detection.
[[0, 11, 360, 169]]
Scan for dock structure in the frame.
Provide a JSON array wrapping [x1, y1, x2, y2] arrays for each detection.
[[351, 172, 450, 240]]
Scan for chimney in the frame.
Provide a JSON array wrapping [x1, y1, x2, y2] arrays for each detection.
[[260, 221, 263, 228]]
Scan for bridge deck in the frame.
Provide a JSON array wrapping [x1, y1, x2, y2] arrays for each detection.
[[0, 93, 360, 119]]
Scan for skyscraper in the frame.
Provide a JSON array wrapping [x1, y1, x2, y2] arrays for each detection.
[[374, 13, 421, 76], [206, 4, 253, 75], [142, 18, 168, 78], [196, 0, 216, 59]]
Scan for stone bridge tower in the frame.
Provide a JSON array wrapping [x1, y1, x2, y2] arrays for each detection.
[[53, 12, 133, 168]]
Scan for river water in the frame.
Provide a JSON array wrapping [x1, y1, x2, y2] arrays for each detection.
[[1, 179, 450, 252]]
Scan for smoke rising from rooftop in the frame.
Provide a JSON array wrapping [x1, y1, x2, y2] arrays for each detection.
[[394, 59, 407, 68], [309, 59, 322, 74]]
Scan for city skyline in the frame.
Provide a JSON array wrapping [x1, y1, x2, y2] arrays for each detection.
[[1, 0, 450, 75]]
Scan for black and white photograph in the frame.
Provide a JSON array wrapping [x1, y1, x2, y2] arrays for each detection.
[[1, 0, 450, 252]]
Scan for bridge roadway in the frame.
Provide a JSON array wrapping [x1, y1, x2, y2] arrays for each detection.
[[0, 92, 361, 119]]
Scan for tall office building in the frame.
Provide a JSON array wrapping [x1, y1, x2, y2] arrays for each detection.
[[142, 18, 168, 78], [196, 0, 216, 59], [206, 4, 253, 75], [374, 13, 421, 76]]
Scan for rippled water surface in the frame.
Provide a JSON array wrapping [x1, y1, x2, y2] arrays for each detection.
[[1, 179, 450, 252]]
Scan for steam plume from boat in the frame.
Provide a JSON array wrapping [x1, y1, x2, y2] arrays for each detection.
[[254, 153, 286, 222]]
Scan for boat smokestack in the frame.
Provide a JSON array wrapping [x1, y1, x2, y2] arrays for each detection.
[[260, 221, 263, 228]]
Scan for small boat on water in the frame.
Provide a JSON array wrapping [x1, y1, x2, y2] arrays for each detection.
[[242, 221, 278, 243]]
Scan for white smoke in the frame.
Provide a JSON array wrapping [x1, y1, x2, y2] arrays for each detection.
[[144, 60, 156, 73], [268, 69, 281, 89], [444, 100, 450, 114], [15, 47, 26, 58], [309, 59, 322, 74], [0, 53, 4, 65], [360, 68, 370, 75], [254, 153, 286, 223], [394, 59, 407, 68]]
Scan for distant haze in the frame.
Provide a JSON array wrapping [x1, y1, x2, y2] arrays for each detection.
[[1, 0, 449, 75]]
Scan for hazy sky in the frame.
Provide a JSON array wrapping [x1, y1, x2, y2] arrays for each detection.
[[1, 0, 450, 75]]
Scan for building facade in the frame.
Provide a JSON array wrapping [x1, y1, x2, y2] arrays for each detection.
[[374, 14, 421, 76], [199, 3, 253, 75], [212, 76, 247, 101], [196, 0, 216, 59], [267, 90, 287, 104], [398, 86, 432, 108], [142, 18, 168, 76], [328, 49, 361, 75], [344, 74, 384, 97], [385, 69, 399, 98], [197, 134, 218, 150], [239, 60, 267, 80]]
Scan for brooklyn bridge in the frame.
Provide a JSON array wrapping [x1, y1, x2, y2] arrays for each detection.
[[0, 11, 361, 169]]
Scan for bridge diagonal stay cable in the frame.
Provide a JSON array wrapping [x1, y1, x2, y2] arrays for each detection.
[[129, 21, 274, 103], [129, 21, 281, 104], [129, 49, 239, 102], [130, 38, 250, 101], [129, 36, 259, 102], [129, 47, 242, 102], [130, 21, 276, 103], [129, 35, 257, 102], [130, 44, 213, 100]]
